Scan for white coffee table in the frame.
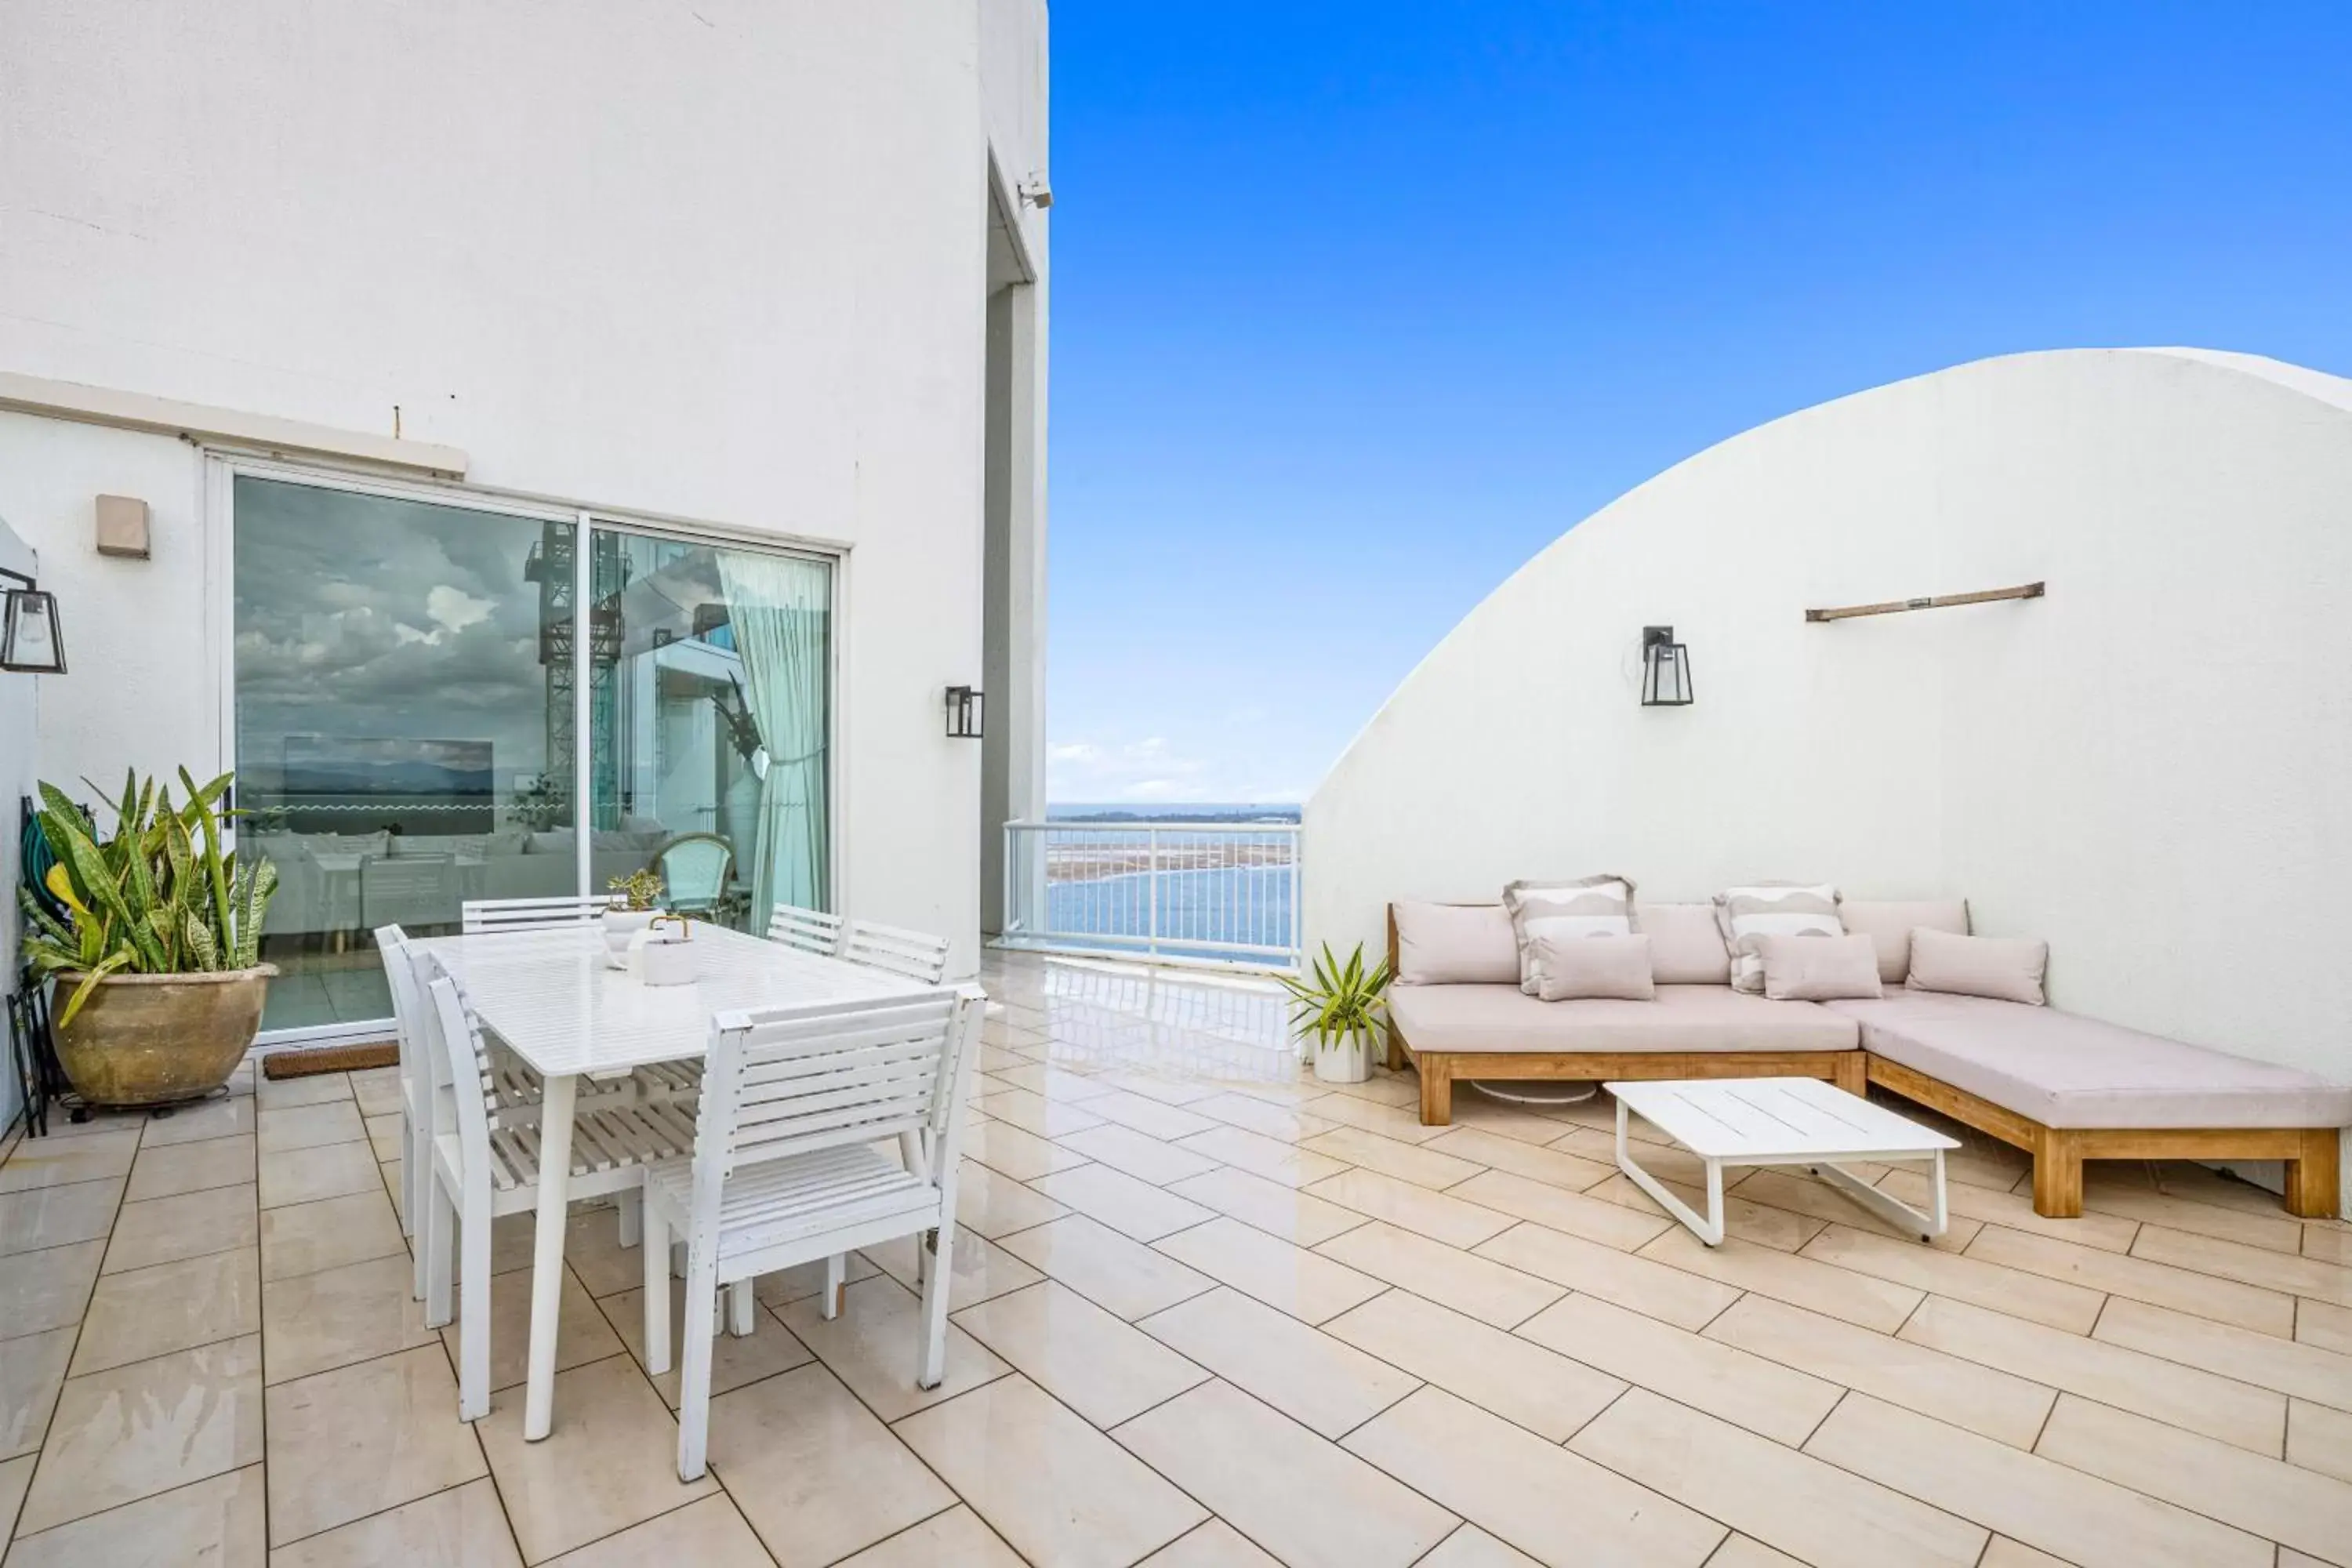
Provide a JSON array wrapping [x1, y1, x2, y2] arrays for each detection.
[[1603, 1076, 1961, 1246]]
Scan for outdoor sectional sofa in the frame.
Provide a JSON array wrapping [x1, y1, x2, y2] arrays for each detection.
[[1384, 898, 2349, 1219]]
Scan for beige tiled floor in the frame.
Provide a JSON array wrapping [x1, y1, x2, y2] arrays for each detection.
[[2, 949, 2350, 1566]]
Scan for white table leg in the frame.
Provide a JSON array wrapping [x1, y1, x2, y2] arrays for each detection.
[[1812, 1155, 1947, 1242], [1617, 1099, 1726, 1245], [523, 1071, 577, 1442]]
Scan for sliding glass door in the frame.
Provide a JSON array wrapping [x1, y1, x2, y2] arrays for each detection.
[[587, 531, 831, 932], [230, 474, 830, 1037]]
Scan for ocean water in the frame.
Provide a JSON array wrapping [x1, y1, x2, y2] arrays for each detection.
[[1015, 808, 1300, 964], [1036, 862, 1294, 963]]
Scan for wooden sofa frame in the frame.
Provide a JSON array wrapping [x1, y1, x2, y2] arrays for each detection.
[[1385, 907, 2344, 1221], [1864, 1054, 2340, 1220], [1385, 908, 1865, 1126]]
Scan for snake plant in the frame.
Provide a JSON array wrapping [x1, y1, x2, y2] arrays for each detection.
[[1279, 941, 1391, 1062], [18, 768, 279, 1026]]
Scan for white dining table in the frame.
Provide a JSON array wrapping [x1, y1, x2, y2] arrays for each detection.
[[416, 920, 937, 1441]]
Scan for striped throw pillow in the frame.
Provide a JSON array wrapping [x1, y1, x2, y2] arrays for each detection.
[[1503, 876, 1636, 996], [1714, 883, 1843, 994]]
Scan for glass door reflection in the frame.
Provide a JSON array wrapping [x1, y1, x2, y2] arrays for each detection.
[[231, 478, 574, 1032], [589, 531, 830, 932]]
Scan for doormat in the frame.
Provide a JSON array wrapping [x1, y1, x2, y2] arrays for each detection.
[[263, 1041, 399, 1079]]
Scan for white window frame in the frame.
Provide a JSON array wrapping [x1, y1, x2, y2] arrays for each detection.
[[204, 452, 847, 1047]]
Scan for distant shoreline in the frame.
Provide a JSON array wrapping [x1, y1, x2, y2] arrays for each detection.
[[1047, 802, 1300, 825]]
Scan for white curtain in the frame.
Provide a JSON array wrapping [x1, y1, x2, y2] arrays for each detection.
[[716, 551, 830, 921]]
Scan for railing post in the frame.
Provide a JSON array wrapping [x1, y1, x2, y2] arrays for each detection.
[[1290, 827, 1303, 971], [1146, 827, 1160, 960]]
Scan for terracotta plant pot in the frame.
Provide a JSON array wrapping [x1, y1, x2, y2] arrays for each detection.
[[49, 965, 278, 1109]]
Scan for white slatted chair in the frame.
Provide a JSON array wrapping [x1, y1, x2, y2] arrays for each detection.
[[460, 893, 623, 935], [829, 916, 954, 1303], [839, 918, 953, 985], [371, 925, 430, 1255], [376, 924, 557, 1298], [641, 987, 986, 1480], [767, 902, 845, 956], [417, 964, 701, 1421], [456, 892, 662, 1140]]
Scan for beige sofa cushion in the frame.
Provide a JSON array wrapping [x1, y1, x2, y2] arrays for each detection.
[[1392, 902, 1519, 985], [1504, 876, 1635, 996], [1635, 903, 1732, 985], [1714, 883, 1842, 993], [1388, 982, 1858, 1055], [1828, 994, 2352, 1130], [1907, 929, 2047, 1006], [1531, 933, 1654, 1001], [1839, 899, 1969, 984], [1759, 933, 1883, 1001]]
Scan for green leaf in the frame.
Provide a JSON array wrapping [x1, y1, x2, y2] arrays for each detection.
[[43, 809, 132, 937], [55, 950, 134, 1028], [231, 858, 276, 968], [1280, 942, 1389, 1047], [182, 911, 220, 971], [180, 767, 235, 949]]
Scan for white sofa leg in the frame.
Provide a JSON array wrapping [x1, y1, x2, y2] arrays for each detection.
[[617, 1189, 641, 1249], [728, 1279, 756, 1337], [822, 1253, 846, 1319]]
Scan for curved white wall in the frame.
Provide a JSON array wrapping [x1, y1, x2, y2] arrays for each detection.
[[1305, 349, 2352, 1084]]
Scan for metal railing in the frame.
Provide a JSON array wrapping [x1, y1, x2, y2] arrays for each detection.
[[999, 821, 1301, 971]]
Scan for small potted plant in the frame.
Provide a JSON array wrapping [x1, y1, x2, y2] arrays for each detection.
[[19, 770, 279, 1108], [602, 867, 666, 965], [1280, 941, 1391, 1084]]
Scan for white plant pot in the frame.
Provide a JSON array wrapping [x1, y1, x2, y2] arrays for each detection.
[[1310, 1031, 1376, 1084], [602, 909, 659, 967]]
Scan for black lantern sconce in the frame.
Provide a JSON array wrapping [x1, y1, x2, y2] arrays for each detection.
[[0, 569, 65, 676], [945, 685, 984, 739], [1639, 626, 1690, 707]]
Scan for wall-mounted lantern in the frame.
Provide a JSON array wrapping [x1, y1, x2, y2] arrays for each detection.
[[1639, 626, 1690, 707], [1, 570, 65, 675], [946, 685, 984, 739]]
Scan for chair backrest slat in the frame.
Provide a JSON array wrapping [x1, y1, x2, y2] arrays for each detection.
[[767, 902, 845, 957], [736, 1036, 947, 1091], [839, 918, 952, 985], [691, 991, 982, 1190], [461, 895, 622, 935], [421, 967, 498, 1184], [735, 1063, 942, 1123], [372, 925, 421, 1077]]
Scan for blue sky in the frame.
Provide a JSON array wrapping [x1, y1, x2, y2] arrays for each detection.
[[1044, 3, 2352, 804]]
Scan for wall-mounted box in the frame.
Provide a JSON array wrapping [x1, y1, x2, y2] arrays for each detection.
[[95, 494, 150, 558]]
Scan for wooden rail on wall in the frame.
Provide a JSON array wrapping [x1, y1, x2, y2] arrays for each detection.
[[1805, 581, 2045, 623]]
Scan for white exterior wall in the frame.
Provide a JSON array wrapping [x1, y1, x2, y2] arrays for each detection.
[[1307, 350, 2352, 1090], [0, 0, 1049, 975], [980, 0, 1053, 927]]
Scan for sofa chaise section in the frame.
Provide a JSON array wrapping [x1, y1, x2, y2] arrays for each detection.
[[1829, 994, 2348, 1218]]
